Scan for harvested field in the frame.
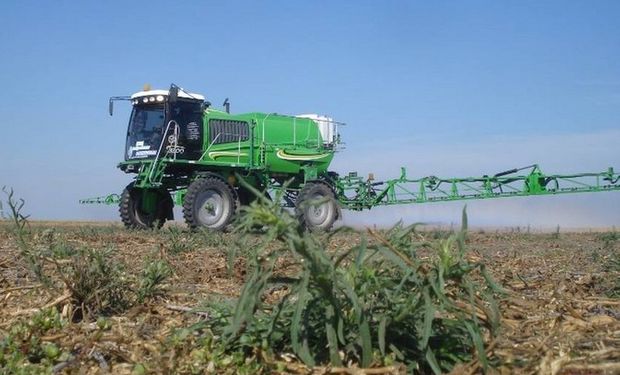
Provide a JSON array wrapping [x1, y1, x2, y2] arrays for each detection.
[[0, 218, 618, 374]]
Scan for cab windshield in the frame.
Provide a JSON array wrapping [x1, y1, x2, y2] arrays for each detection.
[[125, 105, 165, 160]]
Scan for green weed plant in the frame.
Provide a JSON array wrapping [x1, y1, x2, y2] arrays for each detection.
[[200, 185, 503, 373], [0, 308, 68, 374], [136, 259, 172, 303]]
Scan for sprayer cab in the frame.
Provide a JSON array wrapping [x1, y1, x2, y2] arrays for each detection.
[[123, 89, 207, 163]]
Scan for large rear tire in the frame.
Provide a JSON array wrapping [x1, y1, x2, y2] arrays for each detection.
[[183, 177, 237, 231], [295, 182, 338, 231], [119, 184, 172, 229]]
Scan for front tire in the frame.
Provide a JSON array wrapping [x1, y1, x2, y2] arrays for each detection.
[[183, 177, 237, 230], [119, 184, 172, 229], [295, 182, 338, 231]]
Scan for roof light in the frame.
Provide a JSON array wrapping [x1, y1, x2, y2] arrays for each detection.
[[142, 97, 148, 103], [149, 96, 155, 102], [156, 95, 164, 102]]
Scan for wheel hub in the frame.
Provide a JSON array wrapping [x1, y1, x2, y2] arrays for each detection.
[[307, 193, 330, 225], [197, 190, 225, 226]]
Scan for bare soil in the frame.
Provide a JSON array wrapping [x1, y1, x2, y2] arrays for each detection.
[[0, 222, 618, 374]]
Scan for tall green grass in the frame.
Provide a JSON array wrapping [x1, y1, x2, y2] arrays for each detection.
[[202, 186, 504, 373]]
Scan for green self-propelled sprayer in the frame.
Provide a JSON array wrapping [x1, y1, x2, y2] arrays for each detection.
[[80, 84, 620, 230]]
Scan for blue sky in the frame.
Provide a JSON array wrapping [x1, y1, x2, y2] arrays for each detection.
[[0, 1, 618, 228]]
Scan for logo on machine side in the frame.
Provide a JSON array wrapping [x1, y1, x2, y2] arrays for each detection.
[[166, 135, 185, 155]]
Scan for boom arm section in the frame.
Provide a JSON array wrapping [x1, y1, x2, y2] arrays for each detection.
[[79, 194, 121, 205], [335, 165, 620, 210], [80, 165, 619, 211]]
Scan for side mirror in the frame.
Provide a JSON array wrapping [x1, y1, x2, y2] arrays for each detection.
[[169, 86, 179, 103], [108, 96, 131, 116]]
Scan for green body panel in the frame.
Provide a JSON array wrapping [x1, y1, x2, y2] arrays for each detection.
[[199, 111, 333, 174]]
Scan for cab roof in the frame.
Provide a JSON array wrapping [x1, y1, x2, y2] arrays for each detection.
[[130, 89, 205, 101]]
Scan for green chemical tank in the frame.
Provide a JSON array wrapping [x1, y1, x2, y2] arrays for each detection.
[[110, 84, 342, 231]]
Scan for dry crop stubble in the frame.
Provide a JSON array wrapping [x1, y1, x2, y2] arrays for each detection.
[[0, 188, 618, 374]]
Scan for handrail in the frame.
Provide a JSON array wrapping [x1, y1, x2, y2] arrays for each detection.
[[199, 133, 223, 160], [148, 120, 178, 184]]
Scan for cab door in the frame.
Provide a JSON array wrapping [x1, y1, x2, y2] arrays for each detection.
[[168, 100, 204, 160]]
